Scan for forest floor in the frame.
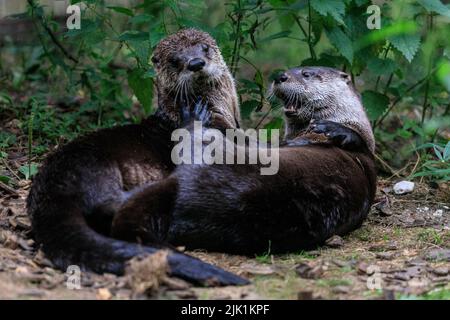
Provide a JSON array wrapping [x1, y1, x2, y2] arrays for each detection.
[[1, 151, 449, 299]]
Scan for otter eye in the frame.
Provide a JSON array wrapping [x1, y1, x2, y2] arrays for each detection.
[[151, 56, 159, 64], [302, 71, 312, 78], [201, 44, 209, 52], [168, 56, 179, 68]]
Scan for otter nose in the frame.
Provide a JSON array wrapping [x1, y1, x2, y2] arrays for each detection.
[[187, 58, 206, 72], [274, 73, 288, 84]]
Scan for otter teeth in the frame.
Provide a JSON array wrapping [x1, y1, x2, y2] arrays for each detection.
[[283, 105, 296, 112]]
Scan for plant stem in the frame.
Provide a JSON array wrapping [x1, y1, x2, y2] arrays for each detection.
[[421, 14, 434, 125], [230, 0, 243, 77], [292, 14, 315, 59], [27, 0, 79, 64], [374, 66, 439, 128], [374, 44, 391, 91]]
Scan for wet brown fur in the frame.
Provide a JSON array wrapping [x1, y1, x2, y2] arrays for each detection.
[[25, 29, 246, 286]]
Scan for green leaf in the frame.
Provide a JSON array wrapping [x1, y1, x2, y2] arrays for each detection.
[[150, 31, 166, 48], [433, 146, 444, 161], [130, 14, 153, 24], [260, 31, 292, 42], [118, 31, 149, 42], [325, 27, 353, 63], [19, 163, 38, 180], [0, 92, 12, 104], [107, 6, 134, 17], [389, 34, 421, 62], [128, 69, 153, 115], [417, 0, 450, 18], [443, 141, 450, 161], [240, 100, 260, 119], [0, 175, 11, 184], [362, 90, 390, 120], [310, 0, 345, 25], [436, 60, 450, 91], [367, 58, 397, 76]]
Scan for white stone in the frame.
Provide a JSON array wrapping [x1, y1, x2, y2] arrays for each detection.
[[433, 209, 443, 218], [393, 181, 415, 195]]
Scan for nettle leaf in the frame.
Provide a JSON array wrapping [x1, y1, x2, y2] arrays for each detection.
[[310, 0, 345, 25], [367, 57, 397, 76], [107, 6, 134, 17], [362, 90, 390, 120], [325, 27, 353, 64], [261, 31, 292, 42], [128, 40, 151, 65], [118, 31, 148, 42], [128, 69, 153, 115], [240, 100, 260, 119], [130, 14, 153, 24], [389, 34, 421, 62], [417, 0, 450, 18]]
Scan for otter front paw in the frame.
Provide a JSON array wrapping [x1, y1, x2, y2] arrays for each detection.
[[309, 120, 365, 150], [180, 98, 212, 127]]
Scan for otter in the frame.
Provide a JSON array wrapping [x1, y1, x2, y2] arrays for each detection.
[[274, 67, 375, 153], [26, 29, 247, 286], [110, 66, 377, 254]]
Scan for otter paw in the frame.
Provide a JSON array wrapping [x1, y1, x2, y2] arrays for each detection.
[[193, 99, 212, 126], [180, 98, 212, 127], [309, 120, 364, 150]]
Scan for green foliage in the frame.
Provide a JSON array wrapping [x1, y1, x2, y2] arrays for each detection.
[[0, 0, 449, 182]]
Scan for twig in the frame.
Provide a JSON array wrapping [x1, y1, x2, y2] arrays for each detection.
[[0, 181, 19, 196], [27, 0, 79, 64], [374, 66, 439, 128], [374, 153, 401, 178], [1, 159, 21, 180]]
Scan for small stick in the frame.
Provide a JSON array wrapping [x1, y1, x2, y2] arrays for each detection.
[[0, 180, 19, 196]]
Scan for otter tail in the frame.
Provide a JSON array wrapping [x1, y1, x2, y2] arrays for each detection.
[[27, 196, 248, 286]]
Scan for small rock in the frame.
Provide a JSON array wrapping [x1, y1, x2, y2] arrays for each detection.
[[295, 262, 323, 279], [393, 181, 415, 195], [356, 262, 369, 275], [376, 252, 396, 260], [332, 259, 349, 268], [332, 285, 350, 294], [21, 289, 46, 297], [431, 267, 449, 276], [424, 249, 450, 262], [325, 235, 344, 248], [393, 272, 411, 281], [374, 196, 392, 216], [96, 288, 112, 300], [433, 209, 443, 218]]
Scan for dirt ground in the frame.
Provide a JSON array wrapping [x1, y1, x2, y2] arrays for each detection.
[[1, 170, 449, 300]]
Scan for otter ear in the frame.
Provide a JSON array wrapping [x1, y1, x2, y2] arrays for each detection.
[[339, 72, 351, 83]]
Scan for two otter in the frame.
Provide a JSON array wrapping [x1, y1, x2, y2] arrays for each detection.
[[111, 66, 377, 254], [26, 29, 247, 285]]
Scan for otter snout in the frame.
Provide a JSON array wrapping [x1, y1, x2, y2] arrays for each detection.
[[187, 58, 206, 72]]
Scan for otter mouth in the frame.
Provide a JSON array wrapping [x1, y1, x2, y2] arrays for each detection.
[[283, 105, 298, 117], [271, 87, 301, 117]]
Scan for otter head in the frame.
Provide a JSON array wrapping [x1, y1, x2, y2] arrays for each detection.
[[270, 66, 374, 152], [152, 29, 238, 127]]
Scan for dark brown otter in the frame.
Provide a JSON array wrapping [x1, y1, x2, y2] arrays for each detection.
[[271, 66, 375, 153], [26, 29, 247, 286], [111, 66, 377, 255]]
